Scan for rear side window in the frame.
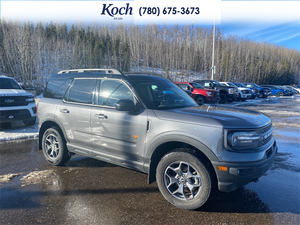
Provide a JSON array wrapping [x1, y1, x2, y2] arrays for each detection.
[[177, 83, 189, 90], [44, 79, 72, 99], [64, 79, 96, 104]]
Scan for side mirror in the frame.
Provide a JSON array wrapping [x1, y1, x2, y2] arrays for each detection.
[[116, 99, 135, 111]]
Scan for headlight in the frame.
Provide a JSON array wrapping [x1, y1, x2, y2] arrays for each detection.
[[228, 131, 261, 149], [206, 92, 212, 96], [228, 88, 233, 94], [26, 97, 35, 102], [251, 89, 255, 93]]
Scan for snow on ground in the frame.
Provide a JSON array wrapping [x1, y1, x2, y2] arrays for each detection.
[[0, 121, 38, 142]]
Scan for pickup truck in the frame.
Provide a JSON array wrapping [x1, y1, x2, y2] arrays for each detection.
[[193, 80, 239, 104], [175, 82, 220, 104]]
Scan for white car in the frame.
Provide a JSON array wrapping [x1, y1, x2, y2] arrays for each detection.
[[0, 76, 37, 127], [220, 82, 252, 101]]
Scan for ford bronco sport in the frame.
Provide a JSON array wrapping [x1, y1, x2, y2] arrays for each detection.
[[38, 69, 277, 210]]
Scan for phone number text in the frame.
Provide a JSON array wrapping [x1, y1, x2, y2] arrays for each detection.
[[139, 7, 200, 17]]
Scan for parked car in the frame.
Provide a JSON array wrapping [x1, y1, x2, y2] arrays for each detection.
[[243, 83, 271, 98], [289, 85, 300, 94], [277, 86, 293, 96], [193, 80, 239, 104], [220, 82, 251, 101], [234, 83, 258, 99], [175, 82, 220, 104], [38, 68, 277, 210], [0, 76, 37, 127], [261, 85, 290, 96]]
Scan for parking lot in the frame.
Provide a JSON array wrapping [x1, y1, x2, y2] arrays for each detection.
[[0, 95, 299, 225]]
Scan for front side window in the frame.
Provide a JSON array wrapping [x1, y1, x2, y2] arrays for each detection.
[[98, 79, 134, 107], [64, 79, 95, 104], [190, 83, 203, 89], [130, 77, 197, 110]]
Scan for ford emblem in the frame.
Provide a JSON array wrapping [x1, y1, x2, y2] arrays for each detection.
[[5, 99, 14, 103]]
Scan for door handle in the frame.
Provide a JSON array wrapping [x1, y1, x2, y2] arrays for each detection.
[[60, 109, 69, 113], [94, 114, 108, 119]]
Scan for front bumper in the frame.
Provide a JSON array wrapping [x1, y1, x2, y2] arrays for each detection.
[[0, 104, 37, 123], [212, 141, 278, 192], [228, 93, 239, 100]]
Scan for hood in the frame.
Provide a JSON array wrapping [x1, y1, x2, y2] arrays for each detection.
[[0, 89, 33, 97], [154, 104, 270, 129]]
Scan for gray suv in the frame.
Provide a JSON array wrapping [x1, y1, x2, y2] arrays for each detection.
[[38, 69, 277, 210]]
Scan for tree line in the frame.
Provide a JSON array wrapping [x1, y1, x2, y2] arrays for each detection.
[[0, 20, 299, 87]]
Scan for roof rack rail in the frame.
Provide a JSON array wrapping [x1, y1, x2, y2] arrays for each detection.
[[58, 68, 123, 75]]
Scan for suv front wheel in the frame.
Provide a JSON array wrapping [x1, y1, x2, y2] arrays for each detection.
[[42, 127, 71, 166], [156, 151, 212, 210]]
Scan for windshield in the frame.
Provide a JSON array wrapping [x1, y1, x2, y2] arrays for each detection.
[[238, 83, 247, 88], [252, 83, 260, 88], [129, 76, 197, 110], [227, 82, 237, 87], [0, 77, 22, 89], [190, 82, 204, 89], [211, 80, 222, 86]]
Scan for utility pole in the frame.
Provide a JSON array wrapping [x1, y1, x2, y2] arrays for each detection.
[[211, 20, 216, 80]]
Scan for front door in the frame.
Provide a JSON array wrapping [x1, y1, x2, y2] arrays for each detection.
[[91, 79, 148, 171]]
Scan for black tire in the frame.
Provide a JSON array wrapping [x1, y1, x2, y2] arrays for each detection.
[[42, 127, 71, 166], [23, 117, 36, 126], [196, 95, 206, 105], [241, 98, 247, 101], [277, 92, 284, 96], [218, 93, 227, 104], [156, 151, 212, 210], [258, 92, 264, 98]]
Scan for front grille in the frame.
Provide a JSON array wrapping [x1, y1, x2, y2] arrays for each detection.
[[256, 122, 272, 134], [0, 96, 30, 107], [242, 90, 251, 94], [256, 122, 273, 147]]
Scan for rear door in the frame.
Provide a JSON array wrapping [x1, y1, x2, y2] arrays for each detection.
[[91, 79, 148, 171], [57, 78, 96, 155]]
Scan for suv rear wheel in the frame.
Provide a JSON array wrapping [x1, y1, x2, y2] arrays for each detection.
[[156, 151, 212, 210], [42, 127, 71, 166]]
